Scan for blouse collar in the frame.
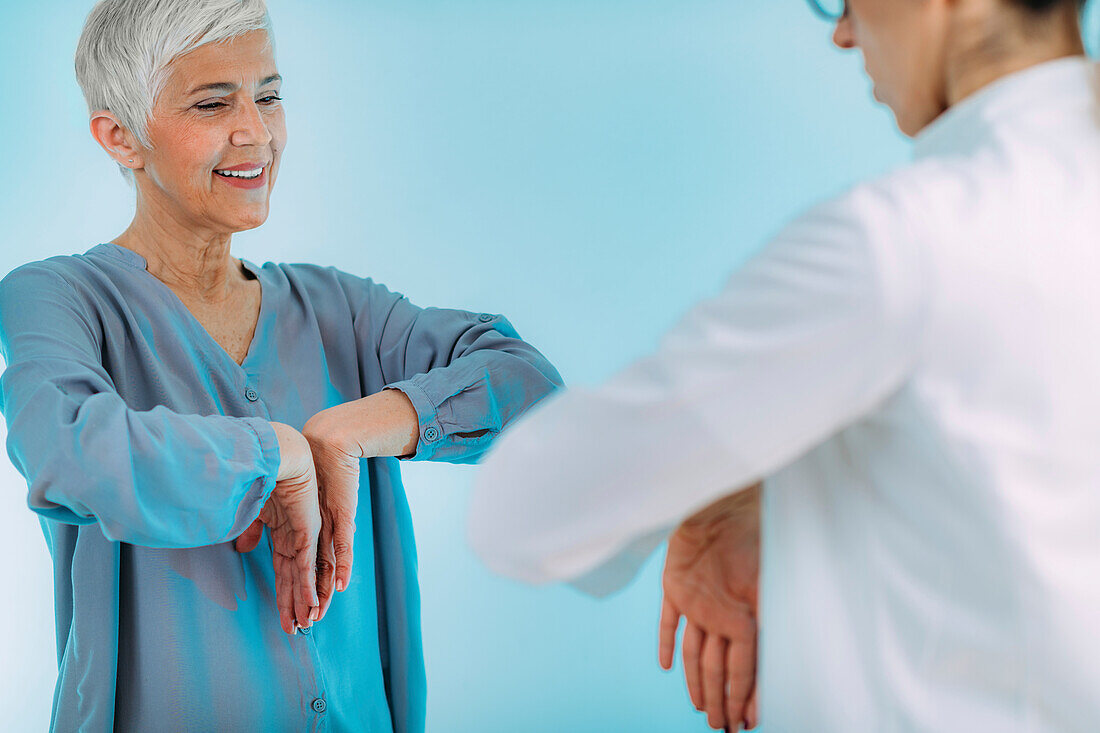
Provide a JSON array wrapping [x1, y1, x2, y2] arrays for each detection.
[[88, 241, 260, 280], [90, 242, 149, 269]]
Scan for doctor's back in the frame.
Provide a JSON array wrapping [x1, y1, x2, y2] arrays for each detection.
[[761, 56, 1100, 730]]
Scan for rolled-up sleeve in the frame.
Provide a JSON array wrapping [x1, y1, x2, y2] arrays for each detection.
[[337, 272, 564, 464], [0, 264, 281, 548]]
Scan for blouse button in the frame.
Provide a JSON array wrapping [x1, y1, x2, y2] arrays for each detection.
[[477, 313, 494, 323], [245, 388, 259, 402], [311, 698, 327, 714], [423, 426, 440, 442]]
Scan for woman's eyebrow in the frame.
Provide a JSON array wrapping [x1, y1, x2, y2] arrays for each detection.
[[186, 74, 282, 96]]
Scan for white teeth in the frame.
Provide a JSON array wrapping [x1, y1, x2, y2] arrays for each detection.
[[215, 167, 263, 179]]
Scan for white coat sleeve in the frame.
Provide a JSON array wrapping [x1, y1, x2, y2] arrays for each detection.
[[467, 181, 928, 594]]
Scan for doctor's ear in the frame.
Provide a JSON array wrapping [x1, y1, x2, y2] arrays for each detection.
[[89, 111, 144, 170]]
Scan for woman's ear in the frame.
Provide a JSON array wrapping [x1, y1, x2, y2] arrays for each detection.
[[89, 111, 144, 170]]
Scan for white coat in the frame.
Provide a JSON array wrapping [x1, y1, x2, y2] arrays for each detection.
[[469, 56, 1100, 731]]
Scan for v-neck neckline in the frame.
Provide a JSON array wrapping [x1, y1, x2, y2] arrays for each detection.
[[92, 242, 270, 372]]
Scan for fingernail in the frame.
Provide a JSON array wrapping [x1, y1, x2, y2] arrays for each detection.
[[336, 579, 345, 592], [292, 624, 298, 635], [309, 607, 319, 621]]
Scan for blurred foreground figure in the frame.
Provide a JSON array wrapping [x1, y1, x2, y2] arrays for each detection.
[[469, 0, 1100, 730]]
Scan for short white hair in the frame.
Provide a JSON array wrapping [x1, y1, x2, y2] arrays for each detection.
[[75, 0, 274, 179]]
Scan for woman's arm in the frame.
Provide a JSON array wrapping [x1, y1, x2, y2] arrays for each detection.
[[338, 271, 565, 464], [298, 272, 564, 614], [0, 263, 281, 548]]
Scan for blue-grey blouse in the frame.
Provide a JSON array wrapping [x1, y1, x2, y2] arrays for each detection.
[[0, 242, 562, 732]]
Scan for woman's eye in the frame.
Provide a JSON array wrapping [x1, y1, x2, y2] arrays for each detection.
[[194, 95, 281, 111]]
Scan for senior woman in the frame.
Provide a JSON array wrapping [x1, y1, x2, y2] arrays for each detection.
[[0, 0, 562, 731], [469, 0, 1100, 730]]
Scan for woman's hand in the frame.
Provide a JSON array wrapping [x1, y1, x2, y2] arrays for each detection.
[[234, 422, 322, 635], [659, 483, 762, 732], [301, 408, 364, 622], [235, 393, 417, 626], [301, 390, 420, 620]]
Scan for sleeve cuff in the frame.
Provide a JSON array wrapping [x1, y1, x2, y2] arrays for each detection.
[[236, 417, 281, 525], [383, 379, 445, 461]]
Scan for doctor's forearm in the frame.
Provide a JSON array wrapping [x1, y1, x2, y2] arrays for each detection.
[[681, 482, 762, 530]]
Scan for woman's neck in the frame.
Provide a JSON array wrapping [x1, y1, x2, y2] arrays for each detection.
[[114, 194, 246, 303]]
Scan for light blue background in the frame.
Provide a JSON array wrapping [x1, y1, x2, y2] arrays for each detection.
[[2, 1, 1094, 731]]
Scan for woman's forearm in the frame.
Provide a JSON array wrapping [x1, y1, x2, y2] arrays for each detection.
[[304, 389, 420, 460]]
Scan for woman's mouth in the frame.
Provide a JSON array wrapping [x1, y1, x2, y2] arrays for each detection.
[[214, 165, 268, 190]]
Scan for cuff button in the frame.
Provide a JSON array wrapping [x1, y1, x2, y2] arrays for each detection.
[[423, 426, 440, 442]]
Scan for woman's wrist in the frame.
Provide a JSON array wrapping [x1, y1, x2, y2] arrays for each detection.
[[269, 421, 312, 481]]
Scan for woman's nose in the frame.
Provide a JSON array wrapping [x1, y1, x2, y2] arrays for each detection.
[[229, 101, 273, 148], [832, 15, 856, 49]]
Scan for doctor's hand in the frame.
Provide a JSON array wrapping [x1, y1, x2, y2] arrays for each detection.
[[659, 482, 762, 732], [234, 422, 322, 636]]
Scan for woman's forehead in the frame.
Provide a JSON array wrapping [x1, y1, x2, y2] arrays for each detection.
[[163, 30, 278, 96]]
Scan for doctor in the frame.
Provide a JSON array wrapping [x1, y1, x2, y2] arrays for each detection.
[[468, 0, 1100, 730]]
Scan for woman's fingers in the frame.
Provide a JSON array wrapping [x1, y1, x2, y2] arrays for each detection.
[[263, 505, 320, 630], [682, 621, 705, 711], [317, 456, 359, 595], [263, 495, 320, 631], [315, 511, 337, 621], [330, 506, 356, 594], [295, 523, 320, 624], [275, 527, 318, 633], [658, 597, 681, 670], [701, 633, 729, 730], [291, 563, 311, 631], [272, 551, 294, 635]]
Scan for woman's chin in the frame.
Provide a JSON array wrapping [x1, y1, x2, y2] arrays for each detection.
[[223, 207, 270, 233]]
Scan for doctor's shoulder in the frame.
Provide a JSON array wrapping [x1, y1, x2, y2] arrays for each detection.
[[771, 155, 985, 279]]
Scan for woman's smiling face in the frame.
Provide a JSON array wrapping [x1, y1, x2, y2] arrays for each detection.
[[137, 29, 285, 235]]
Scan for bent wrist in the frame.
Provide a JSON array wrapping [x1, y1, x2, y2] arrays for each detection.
[[270, 421, 311, 481]]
